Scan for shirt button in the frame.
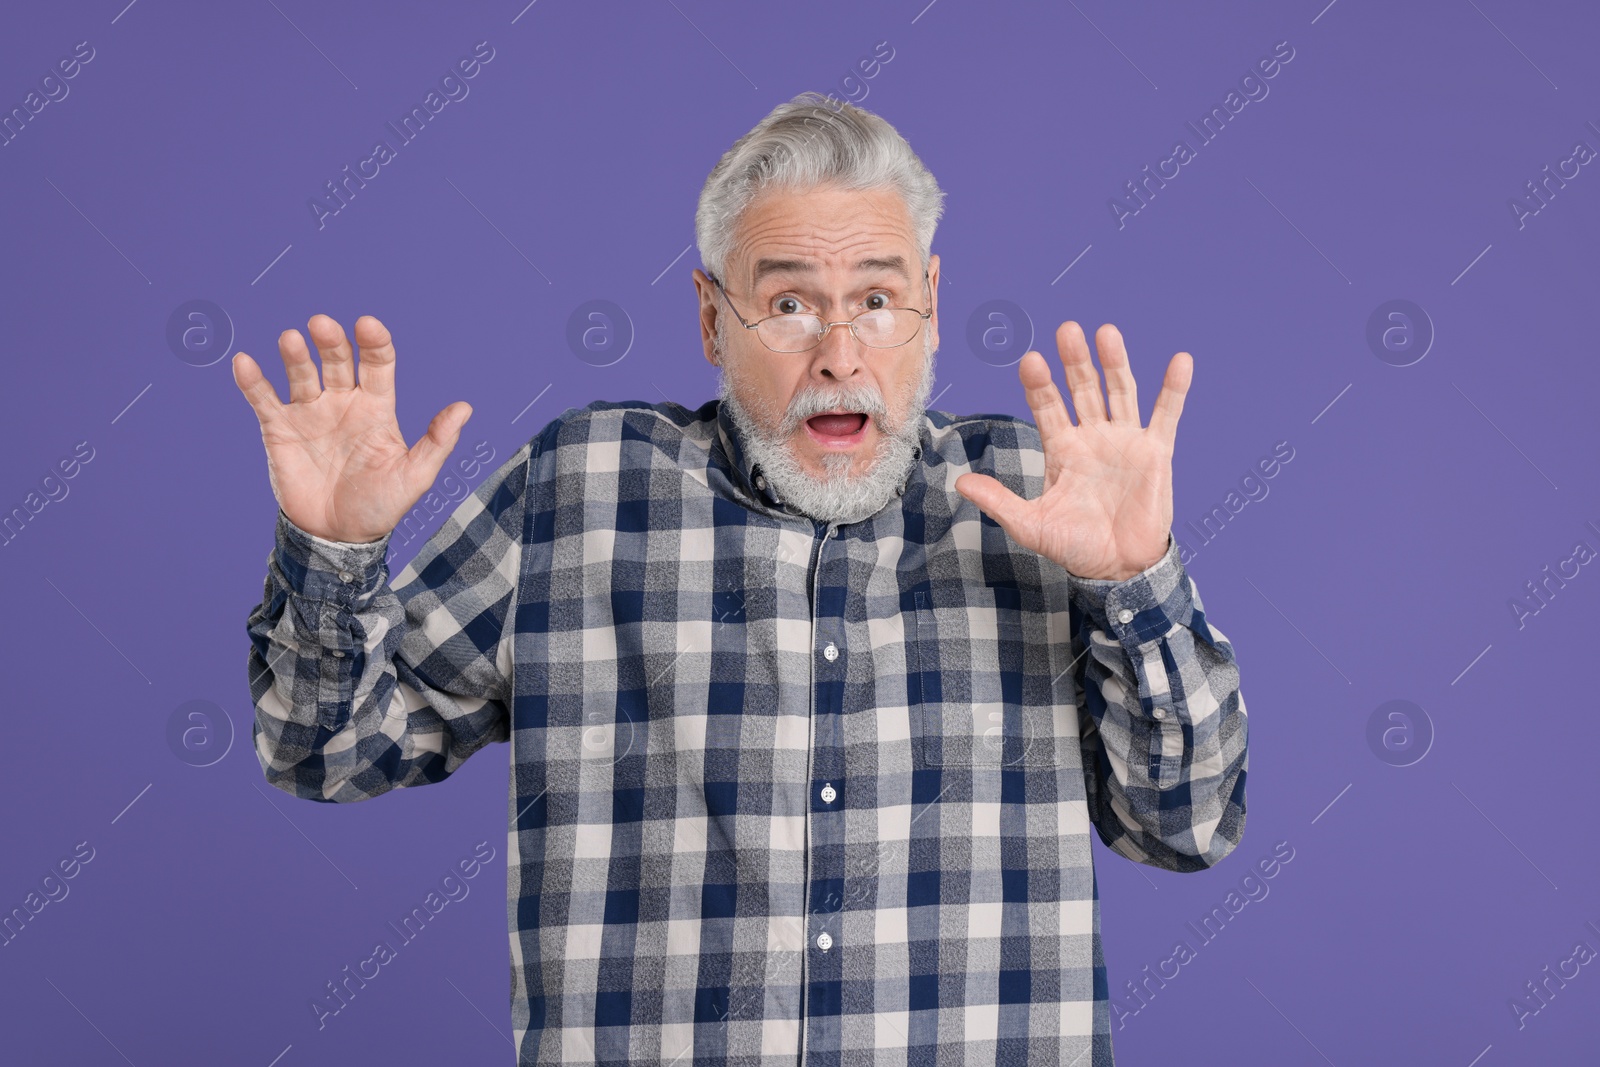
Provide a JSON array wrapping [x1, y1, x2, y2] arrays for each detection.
[[822, 643, 838, 662], [331, 649, 345, 658], [1152, 707, 1166, 720], [754, 475, 767, 490], [338, 570, 355, 583], [1117, 608, 1134, 624], [816, 932, 832, 952], [820, 783, 837, 804]]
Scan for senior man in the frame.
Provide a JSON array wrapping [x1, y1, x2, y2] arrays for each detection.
[[235, 91, 1247, 1066]]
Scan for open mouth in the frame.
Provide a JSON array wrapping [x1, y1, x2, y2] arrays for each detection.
[[804, 412, 870, 445]]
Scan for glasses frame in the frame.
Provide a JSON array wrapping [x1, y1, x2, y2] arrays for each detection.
[[706, 266, 933, 354]]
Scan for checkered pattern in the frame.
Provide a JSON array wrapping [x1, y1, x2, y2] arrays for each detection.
[[247, 398, 1248, 1066]]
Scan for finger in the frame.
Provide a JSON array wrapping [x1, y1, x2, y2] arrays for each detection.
[[1017, 350, 1076, 450], [230, 352, 285, 425], [1056, 321, 1108, 424], [403, 401, 473, 492], [954, 472, 1035, 542], [307, 314, 355, 392], [353, 315, 397, 398], [1095, 323, 1140, 424], [1147, 351, 1193, 447], [276, 329, 322, 404]]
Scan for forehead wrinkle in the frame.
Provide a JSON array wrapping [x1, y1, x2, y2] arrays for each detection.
[[734, 231, 915, 295], [751, 254, 911, 289], [729, 191, 917, 292]]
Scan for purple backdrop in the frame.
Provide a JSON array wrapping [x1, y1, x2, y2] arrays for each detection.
[[3, 0, 1597, 1063]]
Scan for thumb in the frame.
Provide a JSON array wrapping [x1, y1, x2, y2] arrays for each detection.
[[954, 472, 1034, 540], [403, 401, 473, 492]]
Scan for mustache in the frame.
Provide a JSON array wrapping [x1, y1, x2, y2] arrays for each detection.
[[779, 382, 889, 435]]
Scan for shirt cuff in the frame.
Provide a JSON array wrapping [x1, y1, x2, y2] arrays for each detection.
[[273, 508, 392, 606], [1065, 532, 1191, 650]]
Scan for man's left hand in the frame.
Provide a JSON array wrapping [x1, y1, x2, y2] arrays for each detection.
[[954, 321, 1191, 582]]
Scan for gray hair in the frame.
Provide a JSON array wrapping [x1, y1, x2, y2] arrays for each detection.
[[695, 91, 947, 284]]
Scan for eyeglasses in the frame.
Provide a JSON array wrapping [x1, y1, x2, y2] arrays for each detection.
[[706, 268, 933, 354]]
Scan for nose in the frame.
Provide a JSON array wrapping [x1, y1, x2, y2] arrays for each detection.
[[809, 317, 865, 382]]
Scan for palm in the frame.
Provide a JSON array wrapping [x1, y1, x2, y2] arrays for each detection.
[[232, 314, 472, 544], [956, 322, 1191, 582]]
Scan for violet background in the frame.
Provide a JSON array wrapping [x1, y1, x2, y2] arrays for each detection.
[[2, 0, 1597, 1063]]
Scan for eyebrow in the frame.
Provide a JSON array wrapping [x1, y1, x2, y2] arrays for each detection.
[[750, 255, 912, 288]]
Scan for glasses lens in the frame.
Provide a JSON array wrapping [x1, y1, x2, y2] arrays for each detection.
[[757, 314, 824, 353], [855, 308, 923, 348]]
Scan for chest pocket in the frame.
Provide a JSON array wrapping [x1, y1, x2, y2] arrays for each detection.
[[908, 585, 1060, 768]]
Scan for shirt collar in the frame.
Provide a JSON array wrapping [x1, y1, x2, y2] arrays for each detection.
[[713, 400, 925, 516]]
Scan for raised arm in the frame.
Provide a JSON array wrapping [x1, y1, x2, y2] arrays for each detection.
[[1064, 536, 1247, 871], [233, 314, 527, 802], [953, 319, 1247, 869]]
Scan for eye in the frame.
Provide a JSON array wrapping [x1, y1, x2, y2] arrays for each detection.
[[863, 291, 892, 311], [773, 295, 804, 315]]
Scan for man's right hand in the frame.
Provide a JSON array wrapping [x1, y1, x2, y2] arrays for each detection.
[[231, 314, 472, 544]]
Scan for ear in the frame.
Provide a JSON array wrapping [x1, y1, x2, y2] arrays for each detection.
[[926, 253, 940, 354], [693, 268, 721, 367]]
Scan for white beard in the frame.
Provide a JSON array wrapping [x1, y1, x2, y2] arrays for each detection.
[[716, 327, 936, 525]]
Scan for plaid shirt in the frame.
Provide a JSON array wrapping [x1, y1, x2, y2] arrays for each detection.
[[248, 397, 1248, 1066]]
